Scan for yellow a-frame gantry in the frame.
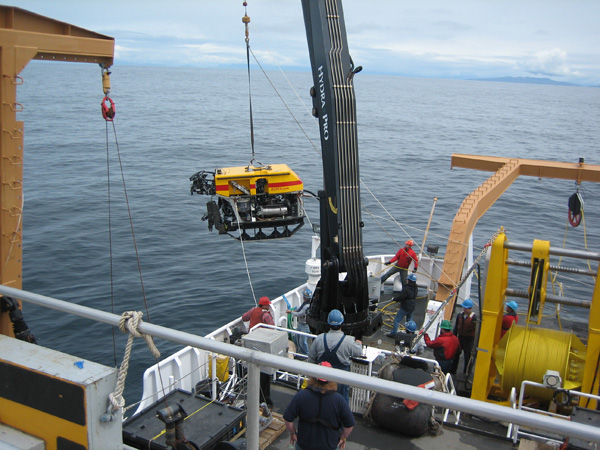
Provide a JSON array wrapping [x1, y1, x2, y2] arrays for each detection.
[[436, 154, 600, 313], [0, 6, 114, 336]]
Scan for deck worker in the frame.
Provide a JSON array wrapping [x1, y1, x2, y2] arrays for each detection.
[[423, 320, 461, 374], [380, 239, 419, 288], [308, 309, 362, 404], [284, 361, 355, 450], [396, 320, 425, 355], [287, 288, 313, 355], [452, 298, 477, 374], [386, 273, 418, 338], [501, 301, 519, 338], [242, 296, 275, 406], [242, 296, 275, 330]]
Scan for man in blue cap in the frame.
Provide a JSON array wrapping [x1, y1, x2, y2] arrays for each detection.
[[452, 298, 477, 374], [308, 309, 363, 403]]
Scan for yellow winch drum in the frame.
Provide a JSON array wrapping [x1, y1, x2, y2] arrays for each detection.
[[495, 325, 587, 400]]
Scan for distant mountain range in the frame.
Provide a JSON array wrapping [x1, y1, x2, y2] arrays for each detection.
[[473, 76, 580, 87]]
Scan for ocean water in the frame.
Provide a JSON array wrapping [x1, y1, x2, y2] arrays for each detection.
[[17, 62, 600, 406]]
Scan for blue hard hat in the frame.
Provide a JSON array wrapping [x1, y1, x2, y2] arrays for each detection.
[[327, 309, 344, 326], [461, 298, 473, 309], [407, 273, 417, 282], [405, 321, 417, 333], [303, 288, 312, 299], [507, 301, 519, 311]]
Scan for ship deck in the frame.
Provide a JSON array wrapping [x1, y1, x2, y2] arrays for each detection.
[[261, 285, 591, 449]]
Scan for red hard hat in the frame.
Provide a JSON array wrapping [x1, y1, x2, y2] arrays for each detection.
[[405, 239, 414, 246], [259, 297, 271, 306], [317, 361, 332, 382]]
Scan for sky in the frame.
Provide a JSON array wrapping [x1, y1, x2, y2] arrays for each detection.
[[9, 0, 600, 86]]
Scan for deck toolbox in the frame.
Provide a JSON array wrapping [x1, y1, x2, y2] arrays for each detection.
[[241, 328, 288, 375], [122, 389, 245, 450]]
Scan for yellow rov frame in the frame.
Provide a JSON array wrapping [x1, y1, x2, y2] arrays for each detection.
[[190, 164, 305, 240], [214, 164, 303, 197]]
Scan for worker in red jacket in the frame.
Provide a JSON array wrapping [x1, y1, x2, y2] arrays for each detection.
[[501, 301, 519, 338], [242, 296, 275, 330], [381, 239, 419, 288], [242, 296, 275, 406], [424, 320, 461, 374]]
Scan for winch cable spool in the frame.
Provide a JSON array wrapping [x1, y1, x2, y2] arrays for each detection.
[[496, 326, 586, 400], [100, 65, 169, 411], [503, 259, 584, 400]]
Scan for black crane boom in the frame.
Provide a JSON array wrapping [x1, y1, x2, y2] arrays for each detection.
[[301, 0, 371, 337]]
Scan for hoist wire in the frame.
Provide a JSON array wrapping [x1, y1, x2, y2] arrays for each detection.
[[245, 42, 256, 160], [243, 5, 256, 162], [105, 121, 117, 367], [105, 116, 171, 411], [106, 121, 151, 322]]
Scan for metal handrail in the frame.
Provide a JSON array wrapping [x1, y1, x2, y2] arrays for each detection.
[[2, 284, 600, 448]]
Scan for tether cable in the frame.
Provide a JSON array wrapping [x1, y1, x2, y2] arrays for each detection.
[[243, 3, 258, 164]]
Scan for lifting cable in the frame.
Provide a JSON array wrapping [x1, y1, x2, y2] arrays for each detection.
[[100, 64, 167, 413], [243, 2, 260, 166], [239, 2, 449, 281], [239, 3, 469, 300]]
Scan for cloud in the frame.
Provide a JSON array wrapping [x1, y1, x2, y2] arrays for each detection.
[[521, 48, 579, 78]]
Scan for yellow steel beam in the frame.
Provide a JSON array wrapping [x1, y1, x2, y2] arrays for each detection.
[[0, 6, 114, 67], [471, 232, 508, 402], [581, 263, 600, 409], [452, 153, 600, 183]]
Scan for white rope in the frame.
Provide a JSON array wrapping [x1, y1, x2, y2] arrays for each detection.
[[107, 311, 160, 414], [232, 199, 258, 306]]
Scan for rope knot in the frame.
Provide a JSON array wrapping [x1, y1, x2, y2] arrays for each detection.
[[104, 311, 161, 419], [119, 310, 161, 358]]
